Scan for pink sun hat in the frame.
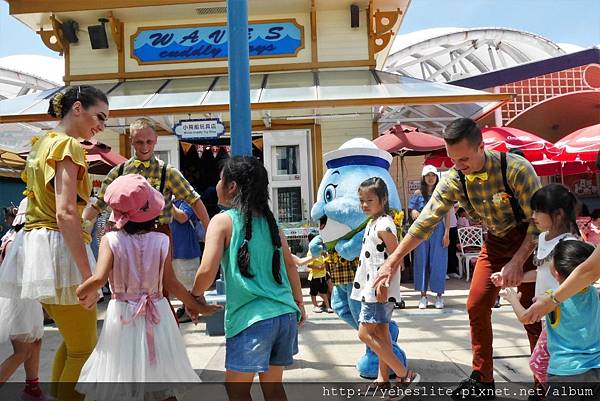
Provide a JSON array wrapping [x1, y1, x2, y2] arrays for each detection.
[[104, 174, 164, 229]]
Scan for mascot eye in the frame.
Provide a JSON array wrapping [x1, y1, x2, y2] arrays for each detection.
[[324, 184, 337, 203]]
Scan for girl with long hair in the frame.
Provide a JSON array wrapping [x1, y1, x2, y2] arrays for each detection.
[[189, 156, 306, 401]]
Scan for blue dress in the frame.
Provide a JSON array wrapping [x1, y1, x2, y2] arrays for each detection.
[[409, 193, 448, 294]]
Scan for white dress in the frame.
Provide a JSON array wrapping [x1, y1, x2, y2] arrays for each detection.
[[0, 231, 44, 344], [0, 228, 97, 305], [76, 231, 200, 401], [533, 232, 578, 297], [350, 215, 401, 303]]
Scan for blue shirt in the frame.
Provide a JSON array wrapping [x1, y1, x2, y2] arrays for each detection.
[[546, 286, 600, 376], [169, 199, 201, 260], [408, 193, 430, 213]]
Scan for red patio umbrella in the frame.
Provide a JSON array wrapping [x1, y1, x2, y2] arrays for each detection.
[[481, 127, 560, 161], [425, 127, 561, 168], [81, 140, 127, 175], [553, 123, 600, 162], [373, 125, 445, 155], [531, 158, 598, 177], [374, 125, 445, 210]]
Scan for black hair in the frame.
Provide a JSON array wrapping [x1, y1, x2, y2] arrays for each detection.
[[420, 170, 439, 198], [442, 118, 482, 147], [456, 207, 467, 216], [552, 240, 594, 279], [530, 184, 579, 235], [47, 85, 108, 119], [592, 209, 600, 220], [358, 177, 390, 215], [308, 233, 316, 242], [123, 220, 155, 235], [221, 156, 282, 284]]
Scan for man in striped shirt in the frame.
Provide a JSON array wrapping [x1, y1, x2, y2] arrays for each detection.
[[374, 118, 542, 400]]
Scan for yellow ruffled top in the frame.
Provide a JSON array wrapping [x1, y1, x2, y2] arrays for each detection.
[[21, 131, 91, 243]]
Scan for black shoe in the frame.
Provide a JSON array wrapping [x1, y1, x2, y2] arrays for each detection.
[[394, 299, 406, 309], [451, 372, 495, 400], [493, 296, 501, 308]]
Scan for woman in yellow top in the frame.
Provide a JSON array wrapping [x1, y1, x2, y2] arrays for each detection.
[[0, 85, 108, 397]]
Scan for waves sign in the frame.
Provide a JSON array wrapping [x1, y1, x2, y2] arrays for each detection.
[[131, 19, 304, 65]]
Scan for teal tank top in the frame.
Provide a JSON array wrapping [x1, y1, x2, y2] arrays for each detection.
[[546, 286, 600, 376], [222, 209, 299, 338]]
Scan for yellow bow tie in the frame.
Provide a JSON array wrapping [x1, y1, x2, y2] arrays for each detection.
[[466, 172, 488, 182], [133, 160, 151, 169]]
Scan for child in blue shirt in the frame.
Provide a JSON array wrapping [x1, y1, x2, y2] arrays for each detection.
[[503, 240, 600, 400]]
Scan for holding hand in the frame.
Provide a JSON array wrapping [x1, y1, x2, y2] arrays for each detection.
[[501, 287, 521, 304], [500, 259, 524, 287], [76, 283, 99, 310], [490, 272, 504, 287], [185, 294, 223, 324], [375, 283, 389, 303]]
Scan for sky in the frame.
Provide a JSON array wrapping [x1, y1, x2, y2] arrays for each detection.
[[0, 0, 598, 59]]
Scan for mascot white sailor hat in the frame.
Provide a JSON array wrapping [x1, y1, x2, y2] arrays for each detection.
[[323, 138, 393, 169]]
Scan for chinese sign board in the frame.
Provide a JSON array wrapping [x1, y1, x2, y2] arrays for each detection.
[[174, 119, 225, 140], [131, 19, 304, 64]]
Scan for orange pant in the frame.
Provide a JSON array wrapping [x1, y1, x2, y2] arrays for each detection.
[[466, 223, 541, 383]]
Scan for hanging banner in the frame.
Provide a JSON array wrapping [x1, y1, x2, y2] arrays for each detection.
[[131, 19, 304, 65], [174, 118, 225, 140]]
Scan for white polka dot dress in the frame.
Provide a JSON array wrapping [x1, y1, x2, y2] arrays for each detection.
[[350, 215, 400, 304]]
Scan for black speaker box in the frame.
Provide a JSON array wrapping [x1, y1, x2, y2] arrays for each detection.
[[88, 24, 108, 49], [62, 20, 79, 43], [350, 4, 360, 28]]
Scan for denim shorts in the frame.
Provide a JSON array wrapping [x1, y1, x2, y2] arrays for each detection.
[[359, 302, 395, 324], [225, 312, 298, 373]]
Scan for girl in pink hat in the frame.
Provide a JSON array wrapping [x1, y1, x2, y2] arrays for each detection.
[[75, 174, 221, 400]]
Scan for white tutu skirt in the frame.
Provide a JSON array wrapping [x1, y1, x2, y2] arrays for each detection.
[[0, 297, 44, 343], [0, 228, 96, 305], [77, 298, 200, 401]]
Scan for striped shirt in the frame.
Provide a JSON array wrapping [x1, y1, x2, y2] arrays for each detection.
[[94, 155, 200, 225], [408, 150, 541, 240]]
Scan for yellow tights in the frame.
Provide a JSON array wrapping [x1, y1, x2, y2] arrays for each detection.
[[43, 303, 97, 401]]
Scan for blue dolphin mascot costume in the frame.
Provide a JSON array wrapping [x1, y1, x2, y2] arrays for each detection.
[[309, 138, 407, 379]]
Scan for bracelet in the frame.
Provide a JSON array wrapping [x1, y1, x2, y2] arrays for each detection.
[[545, 290, 561, 305], [190, 291, 206, 304]]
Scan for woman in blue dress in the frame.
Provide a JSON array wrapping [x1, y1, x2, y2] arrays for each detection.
[[408, 165, 450, 309]]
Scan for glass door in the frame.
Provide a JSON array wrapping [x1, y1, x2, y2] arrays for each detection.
[[262, 129, 312, 225]]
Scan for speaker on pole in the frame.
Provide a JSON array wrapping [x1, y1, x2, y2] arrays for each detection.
[[88, 18, 109, 49], [350, 4, 360, 28]]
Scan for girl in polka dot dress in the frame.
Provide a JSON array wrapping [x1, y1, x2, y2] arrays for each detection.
[[351, 177, 420, 391]]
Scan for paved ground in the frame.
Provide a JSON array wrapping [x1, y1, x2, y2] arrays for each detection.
[[1, 279, 540, 400]]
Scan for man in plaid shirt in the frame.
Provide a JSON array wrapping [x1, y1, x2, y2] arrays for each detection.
[[84, 118, 210, 236], [374, 118, 542, 400]]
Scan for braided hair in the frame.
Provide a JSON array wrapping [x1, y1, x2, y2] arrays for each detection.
[[47, 85, 108, 119], [221, 156, 282, 284]]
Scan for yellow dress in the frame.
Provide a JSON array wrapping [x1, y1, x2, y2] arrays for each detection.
[[0, 131, 97, 304]]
